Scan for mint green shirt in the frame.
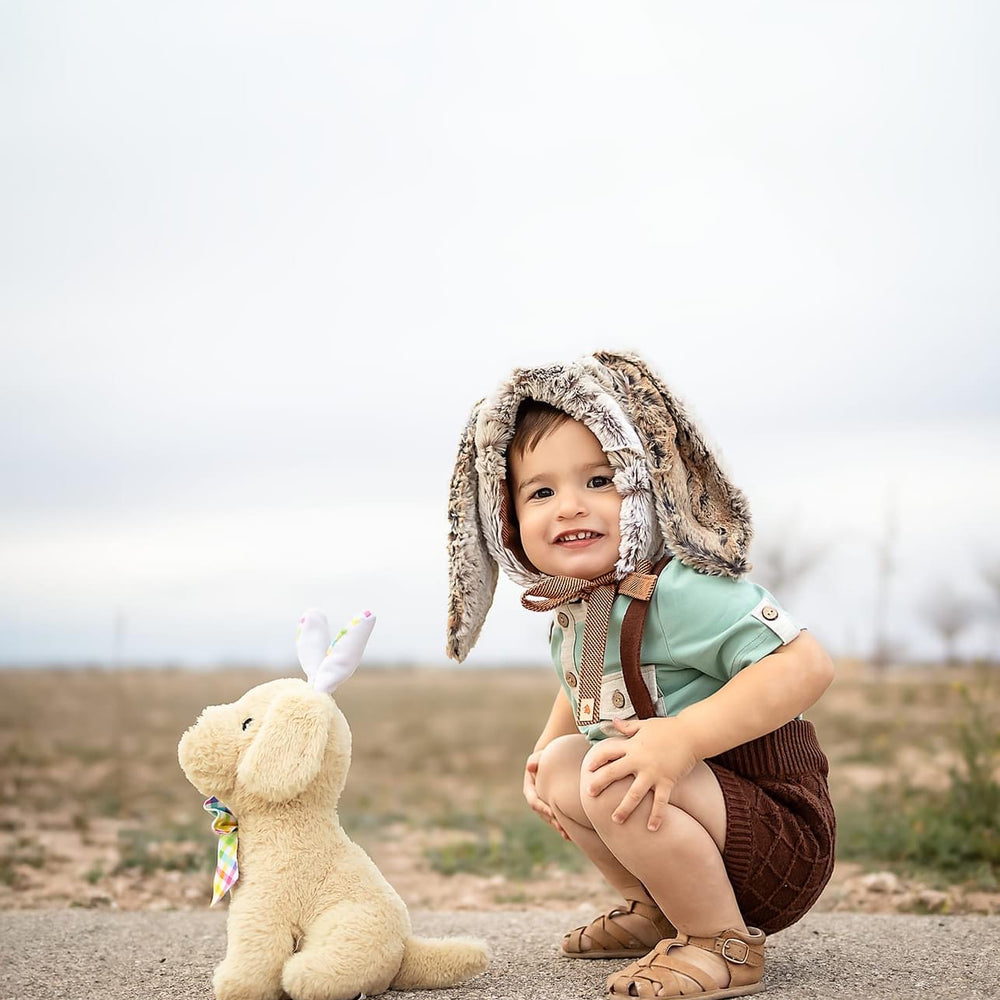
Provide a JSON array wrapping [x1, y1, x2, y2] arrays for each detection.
[[549, 559, 802, 741]]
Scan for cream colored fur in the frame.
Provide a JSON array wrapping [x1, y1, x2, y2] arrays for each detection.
[[178, 678, 488, 1000]]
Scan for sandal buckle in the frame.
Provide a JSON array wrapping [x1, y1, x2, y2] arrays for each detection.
[[721, 938, 750, 964]]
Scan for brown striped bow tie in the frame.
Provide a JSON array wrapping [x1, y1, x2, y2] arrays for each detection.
[[522, 561, 657, 727]]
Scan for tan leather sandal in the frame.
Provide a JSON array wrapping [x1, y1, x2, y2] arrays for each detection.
[[605, 926, 765, 998], [562, 898, 677, 960]]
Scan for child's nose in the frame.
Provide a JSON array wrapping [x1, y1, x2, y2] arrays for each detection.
[[556, 488, 587, 518]]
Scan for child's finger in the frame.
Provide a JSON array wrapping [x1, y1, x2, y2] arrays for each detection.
[[523, 770, 540, 807], [612, 717, 641, 737], [611, 777, 652, 825], [523, 784, 544, 814], [586, 757, 634, 797], [524, 777, 555, 822], [538, 803, 560, 829], [647, 783, 673, 832], [585, 739, 628, 772], [525, 780, 570, 839]]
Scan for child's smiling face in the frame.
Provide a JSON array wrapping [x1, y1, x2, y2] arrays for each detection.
[[509, 417, 622, 580]]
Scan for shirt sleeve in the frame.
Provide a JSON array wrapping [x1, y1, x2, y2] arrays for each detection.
[[651, 560, 802, 682]]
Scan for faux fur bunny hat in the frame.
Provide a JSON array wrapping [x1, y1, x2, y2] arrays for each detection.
[[446, 350, 753, 662]]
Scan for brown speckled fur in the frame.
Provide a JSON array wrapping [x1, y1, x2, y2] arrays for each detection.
[[446, 352, 753, 662]]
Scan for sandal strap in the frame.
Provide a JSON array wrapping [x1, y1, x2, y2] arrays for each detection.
[[641, 952, 716, 992], [626, 898, 673, 931], [569, 899, 676, 953], [683, 928, 764, 970], [607, 929, 766, 997], [590, 910, 645, 950], [608, 945, 715, 997]]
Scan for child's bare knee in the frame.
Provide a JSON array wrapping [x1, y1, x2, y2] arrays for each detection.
[[536, 734, 587, 802], [582, 784, 683, 840], [580, 781, 644, 830], [577, 740, 631, 818]]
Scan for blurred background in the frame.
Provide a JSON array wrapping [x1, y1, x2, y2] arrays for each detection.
[[1, 1, 997, 916], [2, 1, 998, 670]]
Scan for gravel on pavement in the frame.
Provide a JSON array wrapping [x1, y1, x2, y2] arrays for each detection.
[[1, 909, 997, 1000]]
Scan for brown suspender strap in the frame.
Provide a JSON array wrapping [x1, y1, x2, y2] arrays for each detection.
[[619, 554, 672, 720]]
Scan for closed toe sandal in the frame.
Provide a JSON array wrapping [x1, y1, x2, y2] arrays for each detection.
[[562, 898, 677, 959], [605, 926, 765, 999]]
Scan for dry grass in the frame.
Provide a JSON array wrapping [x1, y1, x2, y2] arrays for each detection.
[[1, 661, 997, 913]]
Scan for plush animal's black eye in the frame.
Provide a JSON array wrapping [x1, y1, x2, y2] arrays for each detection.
[[242, 718, 253, 731]]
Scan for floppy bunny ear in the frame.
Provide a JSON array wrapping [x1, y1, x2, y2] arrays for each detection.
[[236, 687, 330, 802], [309, 611, 375, 694], [296, 609, 331, 686], [446, 400, 499, 662], [592, 351, 753, 578]]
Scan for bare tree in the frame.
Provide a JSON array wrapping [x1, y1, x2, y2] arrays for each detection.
[[752, 539, 825, 598], [920, 588, 978, 667], [981, 557, 1000, 664], [871, 492, 898, 671]]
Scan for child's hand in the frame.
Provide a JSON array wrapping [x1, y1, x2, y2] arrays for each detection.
[[523, 751, 570, 840], [584, 717, 699, 832]]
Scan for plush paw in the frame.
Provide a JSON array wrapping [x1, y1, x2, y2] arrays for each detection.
[[282, 949, 392, 1000], [213, 960, 283, 1000]]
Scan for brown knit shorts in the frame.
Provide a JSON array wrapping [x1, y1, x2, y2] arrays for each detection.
[[705, 720, 836, 935]]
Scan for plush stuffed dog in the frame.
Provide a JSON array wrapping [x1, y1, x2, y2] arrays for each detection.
[[178, 610, 489, 1000]]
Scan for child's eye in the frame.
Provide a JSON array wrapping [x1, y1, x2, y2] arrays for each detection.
[[588, 475, 613, 488], [530, 487, 554, 500]]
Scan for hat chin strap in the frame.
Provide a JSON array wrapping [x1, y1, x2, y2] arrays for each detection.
[[521, 561, 659, 730]]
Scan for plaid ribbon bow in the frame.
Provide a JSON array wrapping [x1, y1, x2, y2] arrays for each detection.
[[203, 796, 239, 906], [522, 561, 657, 727]]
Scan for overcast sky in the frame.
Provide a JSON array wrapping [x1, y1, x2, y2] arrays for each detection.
[[2, 2, 998, 669]]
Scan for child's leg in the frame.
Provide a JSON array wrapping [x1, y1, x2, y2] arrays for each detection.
[[580, 741, 757, 995], [535, 734, 653, 900], [536, 735, 675, 956], [536, 734, 739, 932], [580, 752, 744, 935]]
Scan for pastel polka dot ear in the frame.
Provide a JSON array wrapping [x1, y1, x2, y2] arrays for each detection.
[[296, 609, 376, 694]]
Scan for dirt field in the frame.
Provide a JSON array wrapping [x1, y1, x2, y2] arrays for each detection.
[[1, 661, 997, 916]]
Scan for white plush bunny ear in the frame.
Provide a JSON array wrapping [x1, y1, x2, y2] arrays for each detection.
[[309, 610, 376, 694], [296, 609, 332, 686]]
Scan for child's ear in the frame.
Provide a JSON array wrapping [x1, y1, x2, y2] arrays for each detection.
[[236, 689, 330, 802]]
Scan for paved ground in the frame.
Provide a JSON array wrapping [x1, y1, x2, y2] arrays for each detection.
[[1, 910, 997, 1000]]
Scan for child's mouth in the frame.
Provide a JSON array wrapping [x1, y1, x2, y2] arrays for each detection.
[[554, 531, 603, 548]]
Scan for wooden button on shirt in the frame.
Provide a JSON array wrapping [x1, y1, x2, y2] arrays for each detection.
[[546, 559, 804, 742]]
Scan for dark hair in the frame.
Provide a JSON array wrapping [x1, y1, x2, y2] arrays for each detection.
[[502, 400, 571, 573], [508, 399, 571, 462]]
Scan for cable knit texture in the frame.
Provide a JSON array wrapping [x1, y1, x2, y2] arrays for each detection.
[[707, 720, 836, 934]]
